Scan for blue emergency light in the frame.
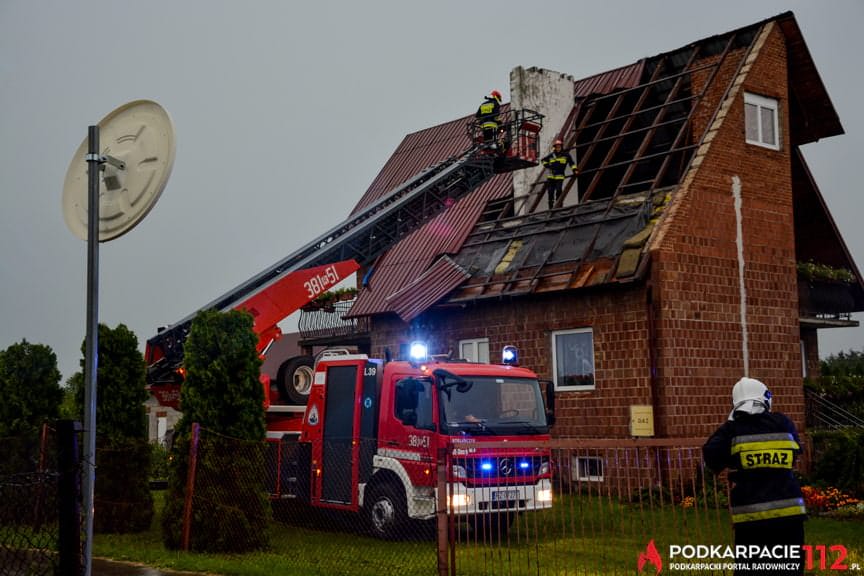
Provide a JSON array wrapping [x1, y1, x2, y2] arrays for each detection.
[[502, 345, 519, 365], [409, 341, 428, 363]]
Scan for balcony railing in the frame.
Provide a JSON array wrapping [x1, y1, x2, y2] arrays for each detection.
[[298, 300, 370, 342], [798, 278, 857, 319]]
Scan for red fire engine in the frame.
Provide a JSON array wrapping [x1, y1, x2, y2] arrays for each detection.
[[277, 344, 553, 537]]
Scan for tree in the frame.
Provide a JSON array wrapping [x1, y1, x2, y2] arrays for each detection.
[[162, 309, 269, 552], [71, 323, 153, 533], [809, 348, 864, 418], [0, 339, 63, 438], [71, 323, 149, 440], [806, 348, 864, 497]]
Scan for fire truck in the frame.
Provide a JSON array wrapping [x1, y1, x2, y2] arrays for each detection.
[[144, 109, 551, 535], [278, 344, 553, 538]]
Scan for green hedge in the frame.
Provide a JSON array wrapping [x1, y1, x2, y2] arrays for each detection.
[[809, 428, 864, 497]]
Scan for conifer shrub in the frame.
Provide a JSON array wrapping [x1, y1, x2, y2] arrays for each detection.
[[161, 309, 269, 552]]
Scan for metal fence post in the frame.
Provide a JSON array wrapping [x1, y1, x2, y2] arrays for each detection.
[[436, 447, 449, 576], [57, 420, 82, 576], [182, 422, 200, 551]]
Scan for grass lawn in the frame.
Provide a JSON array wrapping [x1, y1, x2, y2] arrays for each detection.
[[90, 491, 864, 575]]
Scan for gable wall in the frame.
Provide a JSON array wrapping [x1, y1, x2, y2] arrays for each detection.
[[651, 24, 805, 438], [369, 286, 652, 438]]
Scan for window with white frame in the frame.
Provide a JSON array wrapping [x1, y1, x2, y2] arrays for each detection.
[[459, 338, 489, 363], [744, 92, 780, 150], [572, 456, 604, 482], [552, 328, 595, 390]]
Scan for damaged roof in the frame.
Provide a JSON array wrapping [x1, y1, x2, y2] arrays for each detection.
[[348, 11, 850, 320]]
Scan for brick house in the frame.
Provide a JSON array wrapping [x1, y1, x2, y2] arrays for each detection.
[[300, 12, 863, 441]]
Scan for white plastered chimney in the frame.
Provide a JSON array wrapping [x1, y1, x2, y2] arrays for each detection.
[[510, 66, 576, 215]]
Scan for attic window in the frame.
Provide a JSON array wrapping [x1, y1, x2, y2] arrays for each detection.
[[744, 92, 780, 150]]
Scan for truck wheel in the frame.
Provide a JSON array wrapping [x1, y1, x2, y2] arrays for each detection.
[[365, 483, 407, 539], [277, 356, 315, 405]]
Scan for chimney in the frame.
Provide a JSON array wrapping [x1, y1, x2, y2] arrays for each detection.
[[510, 66, 576, 214]]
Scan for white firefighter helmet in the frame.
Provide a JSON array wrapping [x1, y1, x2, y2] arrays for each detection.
[[728, 377, 772, 420]]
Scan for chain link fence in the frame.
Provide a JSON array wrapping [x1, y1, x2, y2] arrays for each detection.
[[0, 427, 61, 576], [171, 431, 863, 575], [443, 439, 733, 575], [177, 430, 740, 575], [177, 425, 437, 574]]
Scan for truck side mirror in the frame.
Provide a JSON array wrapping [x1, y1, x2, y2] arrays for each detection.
[[540, 379, 555, 426]]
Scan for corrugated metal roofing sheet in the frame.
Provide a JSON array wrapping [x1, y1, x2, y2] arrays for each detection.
[[573, 61, 645, 98], [384, 256, 471, 322], [347, 110, 513, 318]]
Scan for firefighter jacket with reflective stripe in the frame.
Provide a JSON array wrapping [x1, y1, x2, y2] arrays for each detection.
[[703, 411, 806, 524], [542, 150, 577, 180], [476, 97, 501, 129]]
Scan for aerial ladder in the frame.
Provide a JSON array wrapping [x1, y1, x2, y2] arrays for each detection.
[[145, 109, 543, 409]]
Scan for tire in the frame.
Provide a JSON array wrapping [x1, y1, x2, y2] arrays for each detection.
[[364, 483, 408, 540], [276, 356, 315, 405]]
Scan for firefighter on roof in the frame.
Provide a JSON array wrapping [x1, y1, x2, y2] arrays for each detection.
[[703, 378, 806, 575], [541, 139, 577, 210], [476, 90, 502, 147]]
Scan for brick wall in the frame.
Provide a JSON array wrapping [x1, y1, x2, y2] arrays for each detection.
[[370, 285, 652, 438], [652, 23, 806, 438]]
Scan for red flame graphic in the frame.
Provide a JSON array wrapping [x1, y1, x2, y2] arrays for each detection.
[[637, 539, 662, 574]]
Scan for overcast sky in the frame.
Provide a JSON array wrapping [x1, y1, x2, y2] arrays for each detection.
[[1, 1, 862, 383]]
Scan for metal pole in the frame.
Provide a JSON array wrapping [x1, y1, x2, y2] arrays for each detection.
[[57, 419, 83, 575], [82, 125, 100, 576]]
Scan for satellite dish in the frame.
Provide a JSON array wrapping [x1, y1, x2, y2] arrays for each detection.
[[62, 99, 175, 241]]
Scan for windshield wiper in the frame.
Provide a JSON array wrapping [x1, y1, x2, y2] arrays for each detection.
[[499, 420, 545, 434], [449, 420, 496, 435]]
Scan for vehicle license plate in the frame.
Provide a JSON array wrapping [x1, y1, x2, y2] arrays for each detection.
[[491, 490, 520, 501]]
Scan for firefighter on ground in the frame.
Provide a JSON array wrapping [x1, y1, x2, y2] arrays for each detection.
[[703, 377, 807, 575], [541, 139, 577, 210], [476, 90, 502, 147]]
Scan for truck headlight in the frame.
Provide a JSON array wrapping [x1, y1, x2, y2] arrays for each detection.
[[448, 493, 471, 507], [537, 489, 553, 502]]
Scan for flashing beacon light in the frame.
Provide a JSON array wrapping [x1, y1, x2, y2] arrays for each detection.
[[409, 341, 429, 364], [502, 345, 519, 366]]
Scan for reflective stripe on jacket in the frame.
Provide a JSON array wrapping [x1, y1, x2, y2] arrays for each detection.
[[542, 151, 577, 179], [476, 97, 500, 129], [731, 497, 807, 523], [732, 432, 799, 469]]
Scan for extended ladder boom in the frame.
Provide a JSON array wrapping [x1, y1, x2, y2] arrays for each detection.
[[146, 109, 543, 384]]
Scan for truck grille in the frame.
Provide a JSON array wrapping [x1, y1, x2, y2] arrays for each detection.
[[453, 455, 547, 482]]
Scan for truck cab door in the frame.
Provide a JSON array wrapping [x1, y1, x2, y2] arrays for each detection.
[[388, 376, 436, 473]]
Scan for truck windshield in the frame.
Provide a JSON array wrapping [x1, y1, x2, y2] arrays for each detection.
[[437, 374, 548, 436]]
